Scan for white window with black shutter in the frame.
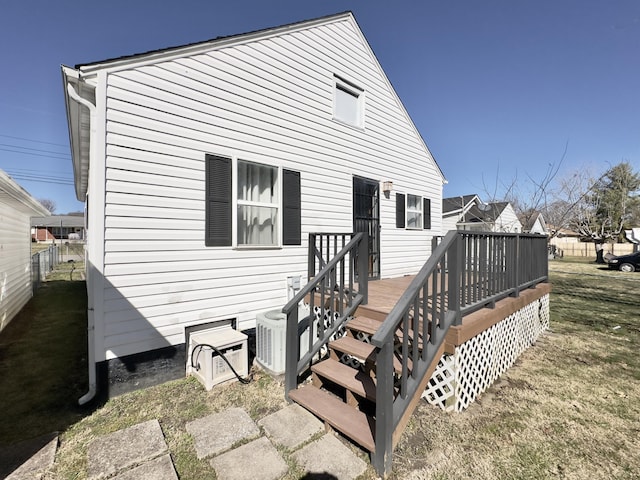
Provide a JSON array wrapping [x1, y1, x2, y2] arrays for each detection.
[[205, 154, 301, 248], [396, 192, 431, 230]]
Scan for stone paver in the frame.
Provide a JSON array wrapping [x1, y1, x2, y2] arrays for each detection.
[[210, 437, 288, 480], [293, 434, 367, 480], [258, 403, 323, 449], [112, 454, 178, 480], [3, 433, 58, 480], [87, 419, 167, 480], [186, 407, 259, 459]]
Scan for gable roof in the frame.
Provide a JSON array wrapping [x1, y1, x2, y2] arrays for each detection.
[[443, 194, 480, 216], [462, 201, 509, 224], [0, 169, 50, 216], [62, 11, 445, 200], [73, 12, 353, 71], [521, 211, 547, 233]]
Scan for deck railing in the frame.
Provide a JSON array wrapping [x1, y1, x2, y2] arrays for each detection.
[[371, 231, 549, 475], [283, 232, 369, 397]]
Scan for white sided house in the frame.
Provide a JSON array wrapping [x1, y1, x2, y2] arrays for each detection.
[[458, 201, 522, 233], [62, 12, 445, 398], [0, 169, 50, 332]]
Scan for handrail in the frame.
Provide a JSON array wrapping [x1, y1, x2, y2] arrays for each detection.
[[371, 230, 549, 475], [283, 232, 368, 398]]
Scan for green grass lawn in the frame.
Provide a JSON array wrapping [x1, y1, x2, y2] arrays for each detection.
[[1, 257, 639, 479]]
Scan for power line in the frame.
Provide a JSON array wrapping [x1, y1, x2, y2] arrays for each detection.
[[0, 147, 70, 161], [0, 142, 70, 157], [4, 170, 73, 183], [7, 174, 74, 186], [0, 133, 68, 148]]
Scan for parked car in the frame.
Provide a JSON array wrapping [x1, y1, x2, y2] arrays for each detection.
[[606, 251, 640, 272]]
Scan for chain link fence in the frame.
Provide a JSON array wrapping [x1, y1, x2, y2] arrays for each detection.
[[31, 244, 60, 294]]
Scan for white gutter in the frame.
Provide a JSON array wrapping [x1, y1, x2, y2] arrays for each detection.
[[66, 81, 98, 406]]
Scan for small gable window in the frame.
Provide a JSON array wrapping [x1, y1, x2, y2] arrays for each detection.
[[333, 75, 364, 128]]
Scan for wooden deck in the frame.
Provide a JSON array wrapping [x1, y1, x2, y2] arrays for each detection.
[[358, 275, 551, 353]]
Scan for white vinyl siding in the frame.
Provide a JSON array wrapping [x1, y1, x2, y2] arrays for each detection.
[[0, 199, 43, 332], [90, 16, 443, 359]]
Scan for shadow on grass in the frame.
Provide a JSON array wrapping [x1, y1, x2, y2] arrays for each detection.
[[0, 278, 100, 476]]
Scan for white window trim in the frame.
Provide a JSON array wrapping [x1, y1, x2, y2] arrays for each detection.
[[333, 74, 365, 129], [232, 158, 283, 249], [406, 193, 423, 230]]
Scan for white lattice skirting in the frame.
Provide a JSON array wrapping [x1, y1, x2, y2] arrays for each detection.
[[423, 293, 550, 412]]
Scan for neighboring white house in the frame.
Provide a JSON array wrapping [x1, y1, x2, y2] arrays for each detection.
[[442, 194, 481, 232], [0, 169, 50, 332], [31, 214, 86, 242], [458, 201, 522, 233], [62, 12, 446, 397], [521, 211, 548, 235]]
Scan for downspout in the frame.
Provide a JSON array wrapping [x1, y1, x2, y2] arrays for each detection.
[[66, 81, 97, 406]]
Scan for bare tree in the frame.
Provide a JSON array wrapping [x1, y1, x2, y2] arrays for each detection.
[[569, 162, 640, 262], [38, 198, 56, 214]]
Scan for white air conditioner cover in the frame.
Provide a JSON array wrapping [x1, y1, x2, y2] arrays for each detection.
[[188, 328, 248, 390], [256, 306, 311, 375]]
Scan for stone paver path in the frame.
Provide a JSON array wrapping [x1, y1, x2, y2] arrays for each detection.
[[83, 404, 369, 479]]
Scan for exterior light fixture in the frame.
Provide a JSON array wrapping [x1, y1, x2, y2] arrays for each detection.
[[382, 181, 393, 198]]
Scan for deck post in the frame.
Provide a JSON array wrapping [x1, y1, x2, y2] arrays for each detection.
[[373, 340, 394, 477], [308, 233, 316, 281], [358, 232, 369, 305], [448, 234, 463, 325], [284, 307, 300, 401]]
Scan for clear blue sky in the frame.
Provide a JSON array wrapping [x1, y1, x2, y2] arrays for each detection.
[[1, 0, 639, 213]]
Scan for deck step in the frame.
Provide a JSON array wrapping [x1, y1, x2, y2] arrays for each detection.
[[329, 336, 377, 362], [311, 358, 377, 402], [348, 316, 425, 349], [347, 316, 383, 336], [329, 336, 409, 374], [288, 384, 375, 452]]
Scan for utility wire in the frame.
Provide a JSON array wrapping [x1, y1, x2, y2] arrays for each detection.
[[0, 133, 68, 148], [0, 143, 70, 157], [8, 174, 73, 185], [0, 147, 70, 161]]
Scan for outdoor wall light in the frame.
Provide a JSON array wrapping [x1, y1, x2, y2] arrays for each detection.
[[382, 181, 393, 198]]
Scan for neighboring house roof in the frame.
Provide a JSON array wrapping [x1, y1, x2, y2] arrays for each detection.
[[461, 201, 509, 224], [62, 11, 446, 201], [520, 211, 547, 234], [442, 194, 480, 216], [0, 169, 50, 216], [31, 215, 85, 228]]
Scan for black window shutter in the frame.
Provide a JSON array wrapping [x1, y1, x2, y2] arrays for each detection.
[[423, 198, 431, 230], [283, 169, 301, 245], [396, 193, 405, 228], [205, 154, 232, 246]]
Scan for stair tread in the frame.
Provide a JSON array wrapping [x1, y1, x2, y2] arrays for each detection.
[[289, 384, 375, 452], [348, 316, 425, 348], [311, 358, 377, 401], [329, 336, 377, 361], [329, 336, 410, 374]]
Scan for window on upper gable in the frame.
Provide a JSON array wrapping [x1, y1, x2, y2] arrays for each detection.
[[333, 75, 364, 128]]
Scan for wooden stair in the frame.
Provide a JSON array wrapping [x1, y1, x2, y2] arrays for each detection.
[[288, 312, 439, 458]]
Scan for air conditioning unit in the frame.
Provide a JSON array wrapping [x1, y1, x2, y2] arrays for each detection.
[[188, 328, 248, 390], [256, 306, 312, 375]]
